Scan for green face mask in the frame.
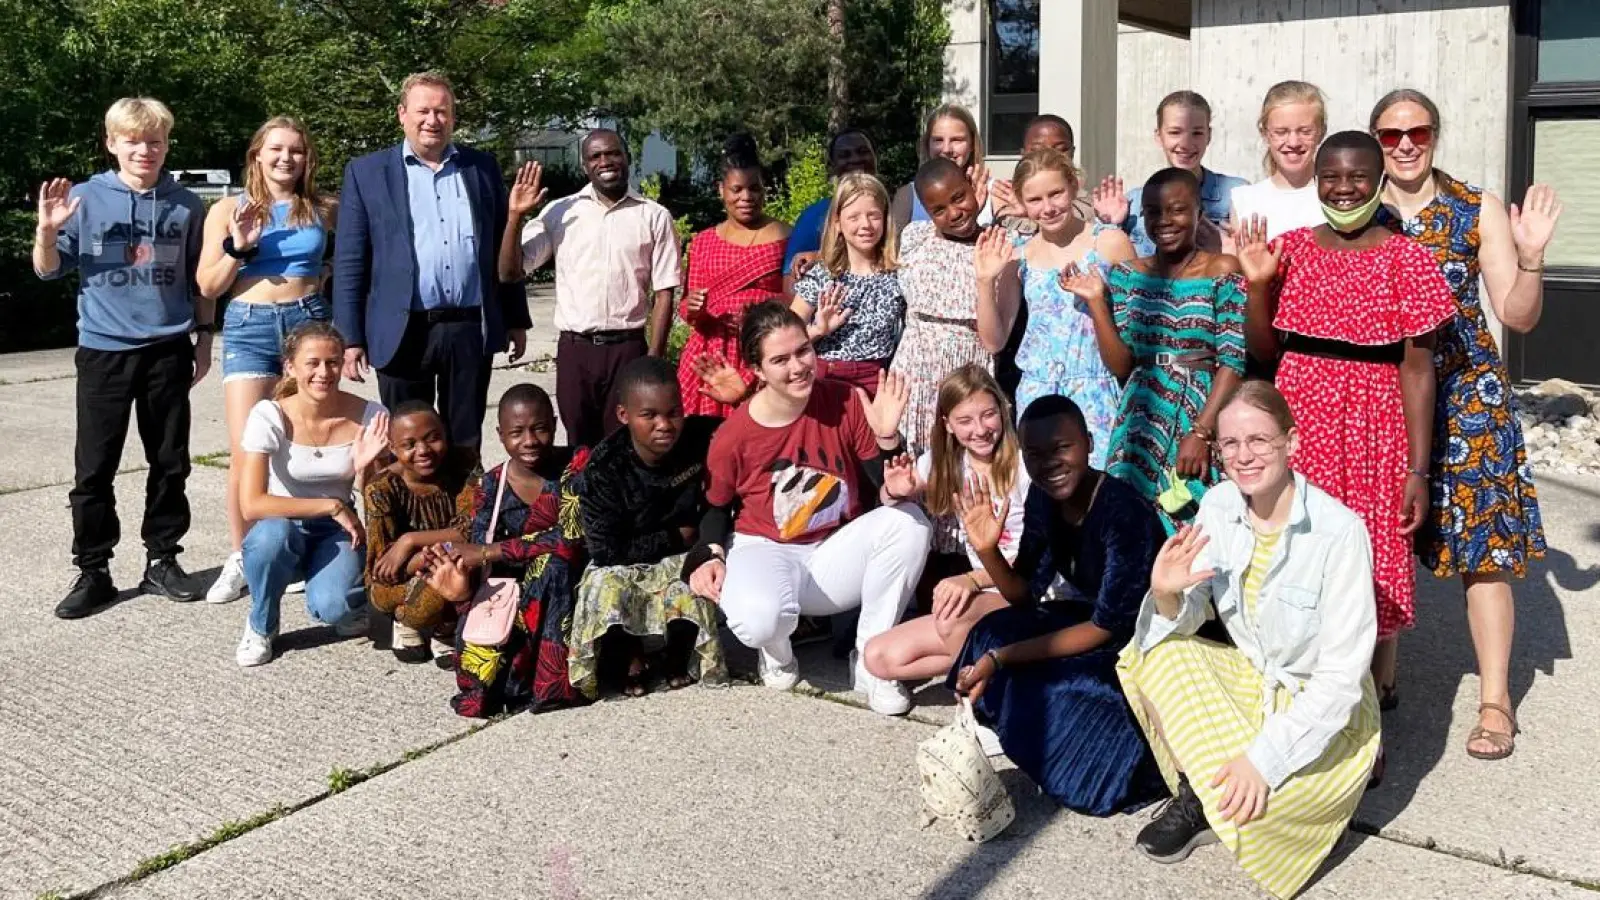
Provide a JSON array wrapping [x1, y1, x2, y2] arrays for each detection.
[[1320, 185, 1384, 232]]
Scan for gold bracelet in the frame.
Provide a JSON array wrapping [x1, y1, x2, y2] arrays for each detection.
[[1517, 261, 1543, 273]]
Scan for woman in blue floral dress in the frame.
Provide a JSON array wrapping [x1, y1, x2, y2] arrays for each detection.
[[979, 148, 1135, 464], [1372, 89, 1564, 760]]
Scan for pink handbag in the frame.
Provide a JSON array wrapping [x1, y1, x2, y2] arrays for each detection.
[[461, 468, 521, 647]]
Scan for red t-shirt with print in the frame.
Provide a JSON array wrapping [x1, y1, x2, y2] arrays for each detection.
[[705, 379, 880, 544]]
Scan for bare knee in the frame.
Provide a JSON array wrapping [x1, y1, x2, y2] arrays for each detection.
[[862, 634, 894, 679]]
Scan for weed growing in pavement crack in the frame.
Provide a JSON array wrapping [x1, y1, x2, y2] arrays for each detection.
[[129, 805, 289, 880], [191, 451, 230, 469]]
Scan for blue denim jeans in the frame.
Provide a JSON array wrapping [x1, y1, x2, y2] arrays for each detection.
[[242, 516, 366, 636], [221, 294, 330, 382]]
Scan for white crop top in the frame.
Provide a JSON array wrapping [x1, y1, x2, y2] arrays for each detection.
[[240, 399, 386, 500]]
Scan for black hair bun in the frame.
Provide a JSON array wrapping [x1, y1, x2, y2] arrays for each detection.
[[721, 131, 761, 173]]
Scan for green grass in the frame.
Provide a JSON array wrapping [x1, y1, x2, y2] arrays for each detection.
[[191, 451, 230, 469]]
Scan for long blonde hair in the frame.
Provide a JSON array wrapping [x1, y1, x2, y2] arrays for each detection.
[[924, 366, 1019, 518], [1256, 80, 1328, 176], [243, 116, 332, 228], [918, 104, 984, 170], [819, 174, 897, 278], [274, 321, 346, 400]]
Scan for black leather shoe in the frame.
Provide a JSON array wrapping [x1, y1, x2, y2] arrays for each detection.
[[393, 644, 433, 664], [139, 558, 204, 602], [1135, 776, 1218, 864], [57, 569, 117, 619]]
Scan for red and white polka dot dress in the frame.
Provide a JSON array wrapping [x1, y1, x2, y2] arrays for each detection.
[[1273, 228, 1455, 638]]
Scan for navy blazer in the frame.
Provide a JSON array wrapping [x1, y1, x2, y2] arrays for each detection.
[[332, 143, 531, 369]]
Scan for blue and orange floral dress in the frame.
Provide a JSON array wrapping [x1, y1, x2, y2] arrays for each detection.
[[1385, 171, 1546, 577]]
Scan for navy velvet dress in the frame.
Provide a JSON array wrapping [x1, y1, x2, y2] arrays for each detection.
[[947, 474, 1167, 816]]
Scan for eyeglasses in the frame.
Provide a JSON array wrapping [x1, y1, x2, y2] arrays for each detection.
[[1374, 126, 1435, 150], [1213, 434, 1288, 459]]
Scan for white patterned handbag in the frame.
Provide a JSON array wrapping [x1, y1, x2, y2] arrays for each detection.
[[916, 699, 1015, 842]]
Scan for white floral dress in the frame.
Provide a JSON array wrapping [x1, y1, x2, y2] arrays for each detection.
[[890, 222, 992, 553]]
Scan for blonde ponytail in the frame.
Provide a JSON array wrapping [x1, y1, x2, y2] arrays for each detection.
[[273, 375, 300, 399]]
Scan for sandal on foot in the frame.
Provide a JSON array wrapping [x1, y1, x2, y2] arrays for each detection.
[[1466, 702, 1518, 760], [622, 656, 650, 698]]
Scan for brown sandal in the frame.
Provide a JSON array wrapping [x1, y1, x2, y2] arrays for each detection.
[[1466, 702, 1518, 760]]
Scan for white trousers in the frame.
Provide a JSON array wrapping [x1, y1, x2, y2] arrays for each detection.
[[721, 503, 932, 665]]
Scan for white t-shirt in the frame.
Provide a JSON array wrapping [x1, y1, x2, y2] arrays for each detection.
[[916, 450, 1030, 570], [240, 399, 386, 500], [1230, 179, 1323, 241]]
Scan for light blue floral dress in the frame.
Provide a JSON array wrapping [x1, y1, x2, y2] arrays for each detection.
[[1014, 223, 1123, 468]]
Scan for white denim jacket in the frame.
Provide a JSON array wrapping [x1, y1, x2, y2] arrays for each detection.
[[1132, 472, 1378, 789]]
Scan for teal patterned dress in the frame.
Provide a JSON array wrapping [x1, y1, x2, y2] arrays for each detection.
[[1104, 266, 1247, 533]]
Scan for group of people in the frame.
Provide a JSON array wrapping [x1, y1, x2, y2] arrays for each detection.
[[32, 69, 1564, 899]]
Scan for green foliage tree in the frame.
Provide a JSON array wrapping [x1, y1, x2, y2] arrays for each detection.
[[596, 0, 833, 167]]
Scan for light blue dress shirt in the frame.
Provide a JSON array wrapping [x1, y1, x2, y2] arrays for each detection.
[[404, 142, 481, 310]]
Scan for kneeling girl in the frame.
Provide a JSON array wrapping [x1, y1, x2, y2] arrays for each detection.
[[571, 357, 728, 698], [1116, 380, 1380, 900], [684, 301, 932, 716]]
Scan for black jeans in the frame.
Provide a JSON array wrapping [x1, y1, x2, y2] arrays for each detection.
[[377, 313, 491, 453], [71, 338, 195, 570]]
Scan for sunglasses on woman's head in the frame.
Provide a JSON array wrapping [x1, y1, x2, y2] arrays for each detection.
[[1375, 126, 1435, 150]]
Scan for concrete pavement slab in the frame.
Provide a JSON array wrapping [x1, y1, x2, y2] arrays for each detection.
[[1353, 472, 1600, 883], [106, 687, 1588, 900], [0, 467, 478, 899]]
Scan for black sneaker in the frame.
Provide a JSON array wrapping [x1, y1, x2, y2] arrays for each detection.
[[1135, 776, 1218, 864], [139, 558, 204, 603], [56, 568, 117, 619]]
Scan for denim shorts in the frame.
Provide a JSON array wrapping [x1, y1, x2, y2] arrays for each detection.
[[221, 294, 331, 382]]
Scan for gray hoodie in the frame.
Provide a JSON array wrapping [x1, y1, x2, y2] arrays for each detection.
[[39, 170, 207, 351]]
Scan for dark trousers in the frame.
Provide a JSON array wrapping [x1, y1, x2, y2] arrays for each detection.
[[377, 314, 492, 452], [555, 331, 646, 448], [71, 338, 194, 570]]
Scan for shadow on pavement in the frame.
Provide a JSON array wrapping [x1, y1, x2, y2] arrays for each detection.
[[918, 768, 1063, 899], [1359, 538, 1595, 830]]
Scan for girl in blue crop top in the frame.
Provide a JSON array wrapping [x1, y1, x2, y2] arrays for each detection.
[[197, 115, 340, 605]]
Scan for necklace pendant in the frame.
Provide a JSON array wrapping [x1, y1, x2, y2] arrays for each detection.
[[312, 448, 323, 458]]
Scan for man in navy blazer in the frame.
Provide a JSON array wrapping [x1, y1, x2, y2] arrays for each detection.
[[333, 71, 529, 456]]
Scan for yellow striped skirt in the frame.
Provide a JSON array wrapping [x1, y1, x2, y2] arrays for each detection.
[[1116, 635, 1380, 900]]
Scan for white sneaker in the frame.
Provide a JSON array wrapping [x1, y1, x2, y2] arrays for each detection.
[[853, 652, 912, 716], [205, 552, 248, 604], [974, 724, 1006, 758], [334, 607, 370, 639], [236, 624, 275, 667], [757, 646, 800, 691], [284, 580, 306, 595]]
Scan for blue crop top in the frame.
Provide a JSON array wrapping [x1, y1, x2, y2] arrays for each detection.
[[239, 201, 327, 279]]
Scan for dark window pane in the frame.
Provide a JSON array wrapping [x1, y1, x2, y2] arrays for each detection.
[[1539, 0, 1600, 83], [987, 0, 1039, 154], [989, 110, 1035, 156], [989, 0, 1040, 95]]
